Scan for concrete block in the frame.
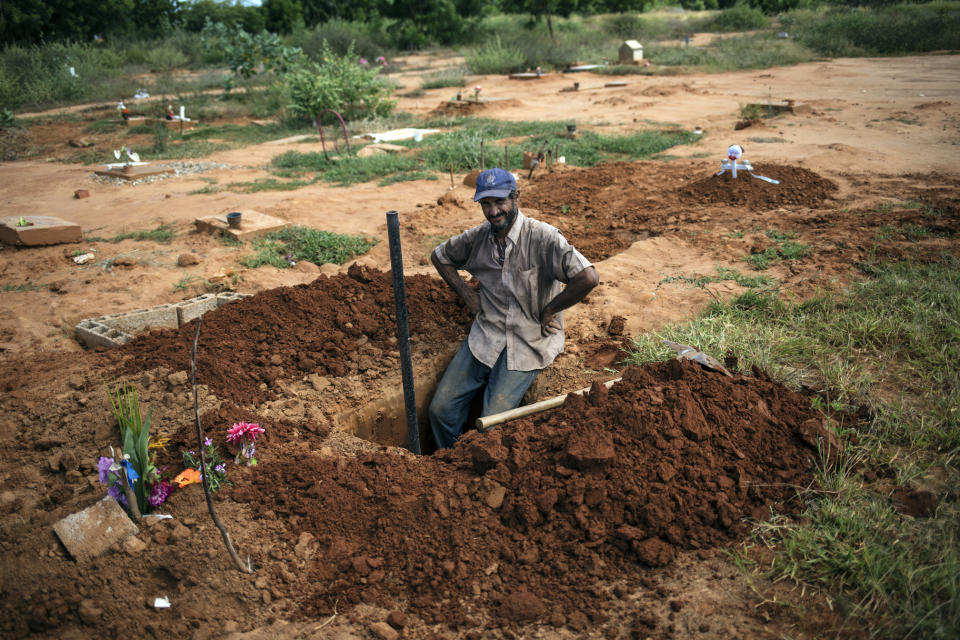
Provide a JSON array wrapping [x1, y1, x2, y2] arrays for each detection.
[[53, 495, 139, 562], [75, 318, 132, 349], [98, 303, 179, 334], [176, 294, 219, 326], [0, 216, 82, 246], [217, 292, 251, 307]]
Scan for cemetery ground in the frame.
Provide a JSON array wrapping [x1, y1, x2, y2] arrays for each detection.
[[0, 51, 958, 639]]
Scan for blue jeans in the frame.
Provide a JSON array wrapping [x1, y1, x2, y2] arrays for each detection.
[[429, 339, 540, 449]]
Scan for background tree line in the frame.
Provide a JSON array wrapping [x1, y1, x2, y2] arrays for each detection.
[[0, 0, 910, 48]]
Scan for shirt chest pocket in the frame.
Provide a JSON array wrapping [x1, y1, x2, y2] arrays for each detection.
[[504, 266, 541, 318]]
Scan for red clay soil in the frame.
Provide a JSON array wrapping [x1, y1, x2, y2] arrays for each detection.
[[676, 164, 838, 208], [115, 264, 473, 405], [520, 162, 837, 262], [228, 359, 834, 632]]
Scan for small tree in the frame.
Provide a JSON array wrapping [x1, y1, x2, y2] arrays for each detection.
[[201, 19, 302, 88], [285, 41, 395, 122]]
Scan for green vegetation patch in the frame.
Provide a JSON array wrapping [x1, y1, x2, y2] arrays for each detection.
[[744, 229, 811, 270], [242, 225, 377, 269]]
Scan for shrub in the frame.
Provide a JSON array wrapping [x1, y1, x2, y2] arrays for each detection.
[[791, 3, 960, 57], [707, 3, 771, 32], [285, 41, 395, 123], [146, 44, 187, 72], [465, 35, 527, 74], [297, 19, 393, 62]]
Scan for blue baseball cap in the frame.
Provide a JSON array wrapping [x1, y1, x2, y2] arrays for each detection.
[[474, 168, 516, 202]]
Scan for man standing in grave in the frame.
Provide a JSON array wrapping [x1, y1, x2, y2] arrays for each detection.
[[429, 168, 599, 448]]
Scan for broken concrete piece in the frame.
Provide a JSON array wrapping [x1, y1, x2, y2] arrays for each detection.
[[194, 210, 289, 241], [0, 216, 82, 246], [356, 143, 408, 158], [53, 495, 138, 561]]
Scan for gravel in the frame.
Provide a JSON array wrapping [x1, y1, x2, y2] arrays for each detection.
[[90, 161, 234, 186]]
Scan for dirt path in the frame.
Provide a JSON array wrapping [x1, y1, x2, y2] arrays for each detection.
[[0, 54, 957, 639]]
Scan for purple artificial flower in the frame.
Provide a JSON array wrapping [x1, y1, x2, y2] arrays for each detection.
[[215, 464, 225, 473], [148, 481, 173, 507], [204, 438, 212, 447], [107, 483, 127, 507], [97, 456, 113, 484]]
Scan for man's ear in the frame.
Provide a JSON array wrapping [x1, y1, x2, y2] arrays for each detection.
[[513, 189, 521, 202]]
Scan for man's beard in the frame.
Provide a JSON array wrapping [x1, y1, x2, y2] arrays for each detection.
[[489, 202, 518, 232]]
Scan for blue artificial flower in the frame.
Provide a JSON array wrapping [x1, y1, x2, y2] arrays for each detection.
[[121, 459, 139, 485]]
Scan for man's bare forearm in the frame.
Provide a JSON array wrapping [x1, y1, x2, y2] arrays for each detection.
[[431, 251, 480, 312], [542, 266, 599, 318]]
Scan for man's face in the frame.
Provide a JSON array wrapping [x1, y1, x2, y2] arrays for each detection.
[[479, 194, 518, 232]]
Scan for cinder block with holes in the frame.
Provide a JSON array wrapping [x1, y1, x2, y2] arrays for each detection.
[[176, 293, 219, 326], [76, 293, 251, 349], [74, 319, 132, 349], [98, 304, 179, 335]]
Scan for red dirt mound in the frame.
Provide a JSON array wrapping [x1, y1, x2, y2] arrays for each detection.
[[114, 266, 473, 405], [677, 164, 838, 209], [230, 359, 834, 630]]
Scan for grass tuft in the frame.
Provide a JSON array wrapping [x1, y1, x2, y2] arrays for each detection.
[[242, 225, 377, 269]]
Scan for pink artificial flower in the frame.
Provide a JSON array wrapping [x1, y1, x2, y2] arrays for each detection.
[[359, 57, 368, 65], [474, 85, 482, 92], [376, 56, 386, 65], [227, 421, 265, 466], [227, 421, 263, 442]]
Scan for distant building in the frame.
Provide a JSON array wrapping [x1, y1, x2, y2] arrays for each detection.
[[618, 40, 644, 64]]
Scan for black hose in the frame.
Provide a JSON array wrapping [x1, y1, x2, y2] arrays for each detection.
[[386, 211, 421, 455]]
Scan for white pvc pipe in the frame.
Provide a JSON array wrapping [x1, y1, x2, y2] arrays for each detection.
[[476, 377, 622, 431]]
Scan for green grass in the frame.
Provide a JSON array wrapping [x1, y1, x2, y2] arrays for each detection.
[[656, 265, 778, 296], [264, 118, 697, 188], [420, 67, 469, 90], [242, 225, 377, 269], [414, 118, 697, 172], [87, 223, 175, 244], [623, 256, 960, 638], [744, 230, 812, 270], [1, 282, 42, 292], [230, 176, 321, 193], [266, 118, 696, 188], [378, 170, 438, 187]]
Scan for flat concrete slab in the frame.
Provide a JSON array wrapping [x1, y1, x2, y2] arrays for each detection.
[[53, 495, 139, 561], [93, 165, 176, 181], [194, 210, 290, 241], [0, 216, 82, 246]]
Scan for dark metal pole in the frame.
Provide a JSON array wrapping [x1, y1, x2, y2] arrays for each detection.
[[385, 211, 421, 455]]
